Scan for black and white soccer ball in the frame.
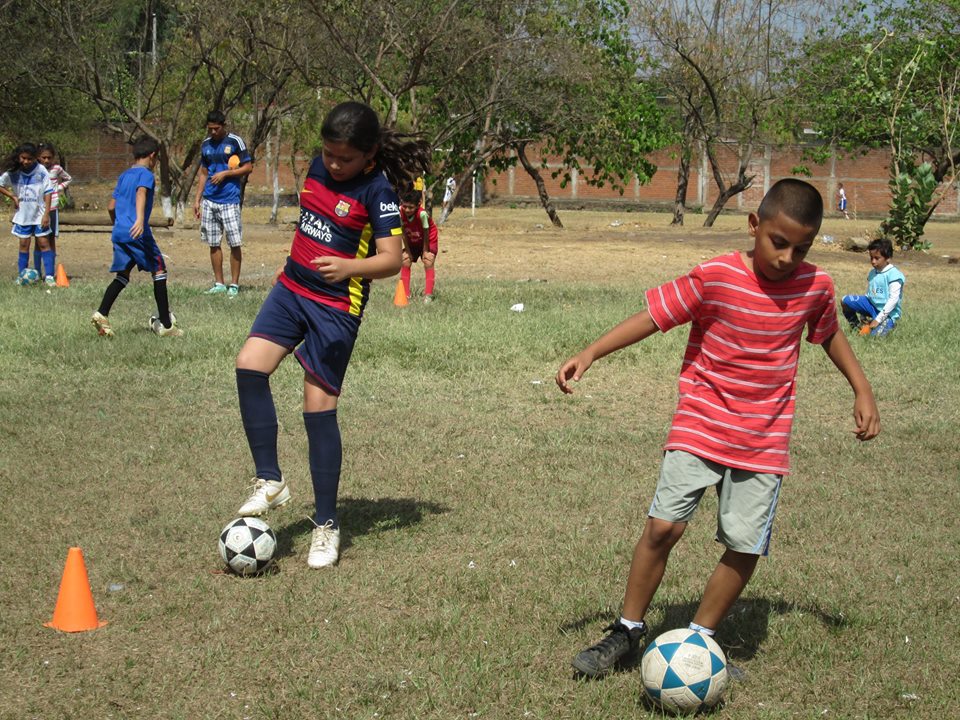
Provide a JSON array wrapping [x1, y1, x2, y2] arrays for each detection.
[[218, 517, 277, 576]]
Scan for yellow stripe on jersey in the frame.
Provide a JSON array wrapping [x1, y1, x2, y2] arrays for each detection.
[[390, 226, 403, 236], [348, 223, 375, 315]]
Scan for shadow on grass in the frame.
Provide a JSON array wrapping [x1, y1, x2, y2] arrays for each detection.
[[562, 596, 846, 663], [272, 496, 448, 558]]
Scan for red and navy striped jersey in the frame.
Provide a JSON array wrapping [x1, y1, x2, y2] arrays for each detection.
[[646, 252, 839, 475], [279, 157, 402, 317], [399, 204, 438, 245]]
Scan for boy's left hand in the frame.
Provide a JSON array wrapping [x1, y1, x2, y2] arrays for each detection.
[[852, 393, 880, 441]]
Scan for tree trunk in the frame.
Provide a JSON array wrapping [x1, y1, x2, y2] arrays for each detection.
[[702, 139, 754, 227], [269, 121, 282, 225], [672, 144, 691, 226], [516, 141, 562, 228]]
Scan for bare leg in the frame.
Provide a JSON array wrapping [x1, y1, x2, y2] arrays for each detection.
[[229, 246, 242, 286], [210, 246, 225, 285], [621, 517, 687, 621], [691, 548, 759, 630]]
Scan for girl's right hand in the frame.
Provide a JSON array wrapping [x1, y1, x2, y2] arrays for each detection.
[[272, 265, 284, 286]]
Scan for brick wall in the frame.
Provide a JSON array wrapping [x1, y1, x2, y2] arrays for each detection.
[[66, 127, 959, 216], [486, 142, 960, 217]]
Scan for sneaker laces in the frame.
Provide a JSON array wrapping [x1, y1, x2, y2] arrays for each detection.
[[310, 519, 336, 549]]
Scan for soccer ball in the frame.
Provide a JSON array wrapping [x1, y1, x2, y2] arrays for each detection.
[[18, 268, 40, 285], [641, 628, 729, 714], [218, 517, 277, 576]]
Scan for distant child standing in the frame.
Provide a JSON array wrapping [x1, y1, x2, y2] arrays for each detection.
[[398, 187, 439, 302], [192, 110, 253, 297], [837, 182, 850, 219], [234, 101, 430, 568], [91, 136, 182, 338], [0, 142, 54, 284], [841, 238, 905, 336], [37, 143, 72, 269], [556, 179, 880, 678]]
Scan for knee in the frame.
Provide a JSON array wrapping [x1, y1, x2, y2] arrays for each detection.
[[642, 517, 685, 550]]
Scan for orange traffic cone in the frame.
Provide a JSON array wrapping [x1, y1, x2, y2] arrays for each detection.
[[44, 547, 108, 632], [393, 278, 408, 307], [55, 263, 70, 288]]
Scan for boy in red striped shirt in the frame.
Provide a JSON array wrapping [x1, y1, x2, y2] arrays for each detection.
[[556, 179, 880, 678]]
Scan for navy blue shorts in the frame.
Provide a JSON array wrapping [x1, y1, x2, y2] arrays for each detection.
[[249, 282, 361, 395], [110, 233, 166, 274]]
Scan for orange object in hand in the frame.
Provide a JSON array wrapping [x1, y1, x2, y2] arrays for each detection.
[[227, 155, 240, 169], [859, 325, 872, 336]]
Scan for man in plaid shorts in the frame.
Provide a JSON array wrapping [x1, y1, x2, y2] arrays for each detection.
[[192, 110, 253, 297]]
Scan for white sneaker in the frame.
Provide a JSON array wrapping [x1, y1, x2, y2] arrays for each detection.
[[307, 520, 340, 568], [91, 311, 114, 338], [150, 312, 183, 337], [237, 477, 291, 516]]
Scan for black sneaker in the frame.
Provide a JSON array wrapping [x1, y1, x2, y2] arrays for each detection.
[[572, 621, 647, 678]]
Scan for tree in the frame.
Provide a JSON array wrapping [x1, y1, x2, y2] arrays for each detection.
[[631, 0, 829, 226], [795, 0, 960, 249]]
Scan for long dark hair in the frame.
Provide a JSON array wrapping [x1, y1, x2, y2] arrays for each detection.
[[2, 142, 38, 174], [321, 101, 431, 190]]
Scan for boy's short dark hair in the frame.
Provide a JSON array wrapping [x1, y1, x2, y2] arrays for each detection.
[[867, 238, 894, 258], [399, 187, 421, 204], [206, 110, 226, 125], [132, 136, 160, 159], [757, 179, 823, 232]]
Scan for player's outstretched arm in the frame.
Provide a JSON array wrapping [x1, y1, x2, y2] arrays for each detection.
[[821, 330, 880, 441], [556, 310, 659, 394]]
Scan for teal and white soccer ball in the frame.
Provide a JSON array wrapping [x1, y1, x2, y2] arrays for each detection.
[[18, 268, 40, 285], [641, 628, 729, 714]]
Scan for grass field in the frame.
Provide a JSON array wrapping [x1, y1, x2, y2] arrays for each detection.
[[1, 208, 959, 719]]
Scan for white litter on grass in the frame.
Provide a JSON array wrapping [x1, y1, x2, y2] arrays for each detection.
[[510, 303, 525, 312], [900, 693, 920, 701], [610, 220, 622, 227], [468, 561, 477, 569], [530, 380, 542, 385], [821, 235, 835, 244]]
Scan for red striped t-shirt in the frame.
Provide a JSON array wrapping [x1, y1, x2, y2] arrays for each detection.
[[645, 251, 839, 475]]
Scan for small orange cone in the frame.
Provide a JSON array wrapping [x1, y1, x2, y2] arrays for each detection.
[[55, 263, 70, 288], [393, 278, 408, 307], [44, 547, 108, 632]]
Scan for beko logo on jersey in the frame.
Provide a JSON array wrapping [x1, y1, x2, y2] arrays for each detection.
[[380, 201, 399, 216]]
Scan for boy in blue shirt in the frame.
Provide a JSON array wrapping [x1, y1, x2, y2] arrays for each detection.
[[841, 239, 905, 336], [192, 110, 253, 297], [91, 137, 182, 338]]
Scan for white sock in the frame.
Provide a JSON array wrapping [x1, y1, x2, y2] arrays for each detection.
[[688, 622, 715, 636], [619, 617, 645, 631]]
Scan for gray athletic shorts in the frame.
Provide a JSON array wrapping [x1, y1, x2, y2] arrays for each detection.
[[648, 450, 782, 556], [200, 199, 243, 248]]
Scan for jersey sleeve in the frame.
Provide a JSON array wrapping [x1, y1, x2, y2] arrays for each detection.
[[805, 274, 840, 344], [369, 183, 402, 239], [645, 265, 704, 332]]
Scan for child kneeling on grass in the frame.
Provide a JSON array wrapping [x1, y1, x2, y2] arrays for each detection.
[[556, 179, 880, 678], [91, 136, 181, 338], [841, 238, 905, 337]]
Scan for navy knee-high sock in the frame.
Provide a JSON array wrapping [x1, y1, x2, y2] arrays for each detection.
[[303, 410, 342, 527], [236, 369, 282, 482]]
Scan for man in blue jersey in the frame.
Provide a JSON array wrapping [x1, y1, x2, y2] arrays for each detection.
[[192, 110, 253, 297]]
